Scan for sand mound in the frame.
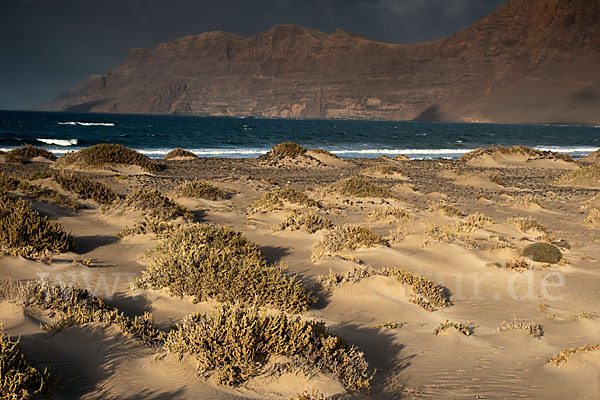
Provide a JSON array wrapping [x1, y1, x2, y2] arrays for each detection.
[[553, 165, 600, 188], [460, 145, 575, 168], [580, 149, 600, 164], [55, 143, 160, 174]]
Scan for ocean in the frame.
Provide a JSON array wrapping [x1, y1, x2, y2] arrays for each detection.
[[1, 110, 599, 159]]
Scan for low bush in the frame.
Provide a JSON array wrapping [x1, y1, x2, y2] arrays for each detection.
[[251, 187, 318, 212], [174, 180, 229, 201], [433, 320, 472, 336], [272, 210, 333, 233], [367, 206, 412, 223], [428, 200, 463, 217], [522, 242, 562, 264], [497, 318, 543, 337], [56, 143, 160, 172], [54, 172, 118, 205], [508, 217, 549, 234], [504, 259, 533, 272], [118, 215, 176, 238], [333, 177, 392, 199], [0, 173, 79, 210], [0, 192, 75, 258], [122, 188, 193, 221], [454, 213, 494, 233], [311, 225, 387, 261], [548, 343, 600, 366], [259, 142, 308, 160], [163, 148, 198, 160], [164, 304, 373, 391], [553, 165, 600, 187], [584, 209, 600, 228], [0, 326, 55, 399], [318, 266, 450, 311], [5, 145, 57, 163], [132, 223, 315, 314]]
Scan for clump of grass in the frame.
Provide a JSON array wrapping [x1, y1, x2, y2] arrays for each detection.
[[508, 217, 549, 234], [311, 148, 340, 159], [362, 165, 403, 176], [386, 226, 409, 243], [164, 304, 373, 391], [537, 303, 550, 311], [163, 148, 198, 160], [132, 223, 315, 314], [504, 259, 533, 272], [394, 154, 409, 161], [433, 320, 472, 336], [272, 210, 333, 234], [584, 209, 600, 228], [0, 192, 75, 259], [428, 200, 463, 217], [56, 143, 160, 172], [548, 343, 600, 366], [259, 142, 308, 160], [454, 213, 495, 233], [570, 311, 597, 319], [0, 325, 56, 399], [333, 177, 393, 198], [554, 165, 600, 187], [122, 188, 193, 221], [317, 266, 450, 311], [27, 170, 55, 180], [522, 242, 562, 264], [5, 145, 57, 163], [250, 187, 318, 212], [118, 215, 176, 238], [53, 172, 118, 205], [311, 225, 387, 261], [506, 193, 544, 208], [460, 145, 573, 162], [497, 317, 543, 337], [487, 172, 505, 186], [367, 206, 412, 223], [0, 173, 80, 210], [174, 180, 229, 201], [374, 321, 403, 329]]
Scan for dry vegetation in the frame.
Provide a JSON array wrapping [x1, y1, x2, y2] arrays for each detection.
[[428, 200, 463, 217], [504, 259, 533, 272], [311, 225, 387, 261], [548, 343, 600, 366], [497, 317, 543, 337], [367, 206, 412, 223], [0, 325, 55, 399], [122, 188, 194, 221], [0, 173, 80, 210], [163, 148, 198, 160], [164, 304, 373, 391], [584, 208, 600, 228], [5, 144, 57, 163], [433, 320, 472, 336], [53, 172, 118, 205], [174, 180, 229, 201], [0, 192, 75, 259], [272, 210, 333, 233], [333, 177, 393, 198], [554, 165, 600, 187], [508, 217, 549, 234], [259, 142, 308, 160], [132, 223, 315, 313], [454, 213, 495, 233], [56, 143, 160, 172], [318, 266, 450, 311], [361, 165, 404, 176], [250, 187, 318, 212], [460, 145, 573, 162]]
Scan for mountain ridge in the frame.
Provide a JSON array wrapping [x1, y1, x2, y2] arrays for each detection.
[[38, 0, 600, 125]]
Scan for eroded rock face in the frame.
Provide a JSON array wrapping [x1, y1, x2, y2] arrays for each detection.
[[40, 0, 600, 125]]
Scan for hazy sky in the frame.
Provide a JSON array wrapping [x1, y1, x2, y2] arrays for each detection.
[[0, 0, 506, 109]]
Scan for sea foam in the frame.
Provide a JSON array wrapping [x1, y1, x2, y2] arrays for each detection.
[[37, 138, 78, 146], [58, 121, 115, 127]]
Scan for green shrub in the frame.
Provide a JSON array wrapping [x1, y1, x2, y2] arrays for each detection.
[[272, 210, 333, 233], [132, 223, 315, 313], [333, 177, 392, 198], [0, 192, 75, 258], [56, 143, 160, 172], [0, 326, 55, 399], [311, 225, 387, 261], [259, 142, 308, 160], [164, 304, 373, 391], [522, 242, 562, 264], [175, 180, 229, 200], [53, 172, 118, 205], [122, 188, 193, 221], [5, 145, 57, 162], [163, 148, 198, 160], [251, 187, 318, 212]]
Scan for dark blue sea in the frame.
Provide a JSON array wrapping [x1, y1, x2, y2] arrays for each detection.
[[1, 110, 599, 159]]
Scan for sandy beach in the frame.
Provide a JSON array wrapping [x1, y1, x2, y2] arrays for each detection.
[[1, 144, 600, 399]]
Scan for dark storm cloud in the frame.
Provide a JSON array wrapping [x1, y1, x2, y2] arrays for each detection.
[[0, 0, 506, 109]]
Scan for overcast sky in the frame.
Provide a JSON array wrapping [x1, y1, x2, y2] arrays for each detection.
[[0, 0, 506, 109]]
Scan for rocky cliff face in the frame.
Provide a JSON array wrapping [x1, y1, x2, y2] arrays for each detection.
[[40, 0, 600, 124]]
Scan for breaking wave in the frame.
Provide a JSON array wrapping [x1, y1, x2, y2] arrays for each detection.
[[37, 138, 78, 146], [58, 121, 115, 127]]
